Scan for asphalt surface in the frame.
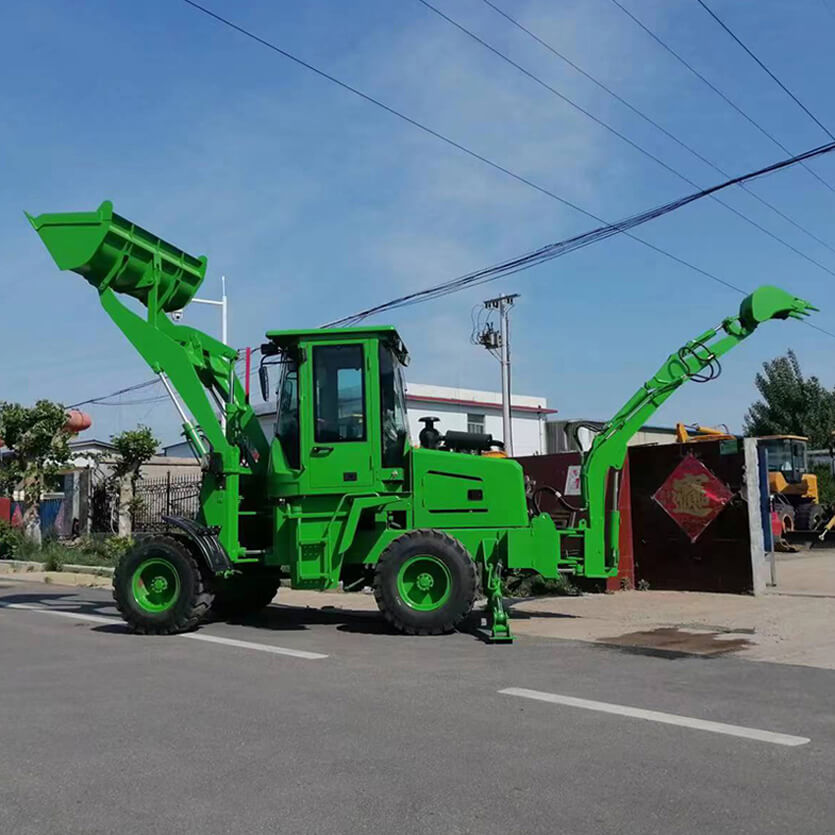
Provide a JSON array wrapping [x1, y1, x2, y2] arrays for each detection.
[[1, 580, 833, 835]]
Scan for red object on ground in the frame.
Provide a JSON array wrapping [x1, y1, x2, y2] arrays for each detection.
[[0, 497, 10, 523], [652, 454, 734, 543], [770, 510, 784, 540]]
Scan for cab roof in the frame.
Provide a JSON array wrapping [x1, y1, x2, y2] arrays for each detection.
[[264, 325, 408, 357]]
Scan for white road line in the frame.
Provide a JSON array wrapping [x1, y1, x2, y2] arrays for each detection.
[[1, 602, 328, 660], [3, 603, 116, 625], [499, 687, 810, 747], [181, 632, 328, 659]]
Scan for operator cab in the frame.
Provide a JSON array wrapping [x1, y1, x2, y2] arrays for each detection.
[[759, 435, 809, 485], [260, 326, 411, 493]]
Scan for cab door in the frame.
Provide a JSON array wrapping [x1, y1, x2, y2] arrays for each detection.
[[305, 342, 374, 492]]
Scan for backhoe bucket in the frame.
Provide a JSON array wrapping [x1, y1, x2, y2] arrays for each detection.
[[739, 285, 817, 330], [26, 201, 206, 313]]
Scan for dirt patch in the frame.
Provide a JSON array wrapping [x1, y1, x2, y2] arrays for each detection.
[[598, 627, 753, 657]]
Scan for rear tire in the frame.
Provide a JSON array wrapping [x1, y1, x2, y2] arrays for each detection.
[[795, 502, 823, 531], [211, 575, 280, 618], [374, 529, 477, 635], [113, 536, 213, 634]]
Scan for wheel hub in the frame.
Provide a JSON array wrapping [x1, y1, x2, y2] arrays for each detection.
[[416, 572, 434, 591], [396, 555, 452, 611], [131, 557, 180, 614], [149, 575, 169, 594]]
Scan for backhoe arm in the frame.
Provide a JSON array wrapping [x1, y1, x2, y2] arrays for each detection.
[[579, 285, 816, 576]]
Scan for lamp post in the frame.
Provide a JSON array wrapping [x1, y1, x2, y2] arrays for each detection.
[[171, 275, 229, 430]]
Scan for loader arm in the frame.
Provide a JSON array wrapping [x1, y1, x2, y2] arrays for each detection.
[[27, 201, 270, 561], [578, 285, 816, 577]]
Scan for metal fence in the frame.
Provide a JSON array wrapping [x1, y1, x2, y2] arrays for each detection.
[[133, 474, 202, 533]]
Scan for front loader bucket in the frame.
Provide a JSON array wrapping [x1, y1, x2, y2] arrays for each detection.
[[26, 200, 206, 313]]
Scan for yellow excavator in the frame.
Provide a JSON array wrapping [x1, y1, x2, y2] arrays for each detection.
[[675, 424, 822, 532]]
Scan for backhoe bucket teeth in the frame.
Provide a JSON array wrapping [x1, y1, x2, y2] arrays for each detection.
[[26, 200, 206, 313], [739, 285, 817, 330]]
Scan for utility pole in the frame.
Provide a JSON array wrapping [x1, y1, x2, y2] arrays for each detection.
[[476, 293, 518, 456], [171, 275, 229, 430]]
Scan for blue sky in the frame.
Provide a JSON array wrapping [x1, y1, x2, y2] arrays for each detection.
[[4, 0, 835, 447]]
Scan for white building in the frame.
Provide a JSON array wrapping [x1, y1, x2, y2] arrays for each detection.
[[163, 382, 554, 458], [403, 383, 553, 457]]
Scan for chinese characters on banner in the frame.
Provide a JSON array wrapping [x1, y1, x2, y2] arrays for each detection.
[[652, 454, 734, 543]]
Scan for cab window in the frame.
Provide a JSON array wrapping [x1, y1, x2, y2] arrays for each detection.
[[379, 345, 409, 467], [313, 345, 366, 442], [275, 361, 300, 469]]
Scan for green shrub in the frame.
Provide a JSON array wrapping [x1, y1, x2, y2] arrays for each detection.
[[69, 535, 133, 567], [13, 535, 42, 562], [42, 543, 67, 572], [813, 465, 835, 507], [504, 570, 579, 598], [0, 520, 24, 559]]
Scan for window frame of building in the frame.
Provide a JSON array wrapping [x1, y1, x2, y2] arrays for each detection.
[[466, 412, 486, 435]]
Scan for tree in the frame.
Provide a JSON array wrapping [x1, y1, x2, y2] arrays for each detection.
[[743, 350, 835, 447], [0, 400, 72, 542], [110, 426, 159, 537]]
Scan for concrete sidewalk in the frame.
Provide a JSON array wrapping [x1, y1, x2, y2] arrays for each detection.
[[3, 551, 834, 669], [507, 551, 835, 669]]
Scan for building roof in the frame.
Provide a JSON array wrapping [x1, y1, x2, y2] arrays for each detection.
[[68, 438, 116, 452], [405, 382, 553, 414], [407, 393, 556, 415]]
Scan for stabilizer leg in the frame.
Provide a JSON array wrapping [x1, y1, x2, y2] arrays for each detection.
[[483, 557, 513, 643]]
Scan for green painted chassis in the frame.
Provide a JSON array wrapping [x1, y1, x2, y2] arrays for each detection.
[[28, 201, 816, 640]]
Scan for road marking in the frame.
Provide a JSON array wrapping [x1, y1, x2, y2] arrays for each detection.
[[499, 687, 810, 747], [3, 602, 116, 624], [1, 602, 328, 660], [180, 632, 328, 659]]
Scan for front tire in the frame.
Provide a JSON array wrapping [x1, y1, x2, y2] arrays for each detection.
[[374, 529, 477, 635], [795, 502, 823, 531], [113, 536, 213, 634]]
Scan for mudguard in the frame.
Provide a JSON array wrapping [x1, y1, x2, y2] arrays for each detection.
[[162, 515, 232, 574]]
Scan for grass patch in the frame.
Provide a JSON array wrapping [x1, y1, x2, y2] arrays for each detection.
[[0, 524, 132, 570]]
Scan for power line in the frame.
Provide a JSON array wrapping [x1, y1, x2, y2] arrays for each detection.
[[66, 347, 257, 409], [180, 1, 835, 313], [606, 0, 835, 195], [479, 0, 835, 258], [67, 378, 160, 409], [69, 1, 835, 409], [416, 0, 835, 278], [695, 0, 835, 141], [327, 137, 835, 337]]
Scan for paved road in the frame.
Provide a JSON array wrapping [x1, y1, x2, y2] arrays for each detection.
[[1, 580, 833, 834]]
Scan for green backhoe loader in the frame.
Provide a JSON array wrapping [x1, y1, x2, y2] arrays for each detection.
[[28, 201, 816, 641]]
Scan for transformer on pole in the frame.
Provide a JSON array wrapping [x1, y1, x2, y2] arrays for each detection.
[[476, 293, 519, 456]]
